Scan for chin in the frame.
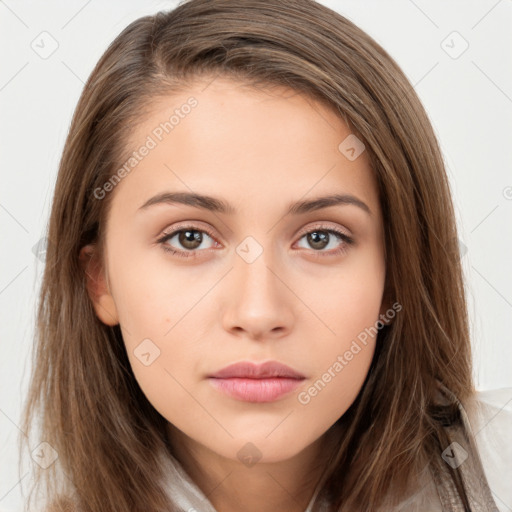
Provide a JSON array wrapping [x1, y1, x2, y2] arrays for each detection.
[[223, 433, 315, 465]]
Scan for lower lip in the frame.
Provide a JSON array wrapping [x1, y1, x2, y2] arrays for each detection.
[[208, 377, 304, 402]]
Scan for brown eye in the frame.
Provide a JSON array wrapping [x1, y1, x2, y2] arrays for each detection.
[[176, 229, 203, 250], [157, 225, 218, 258], [305, 230, 330, 250], [295, 225, 354, 256]]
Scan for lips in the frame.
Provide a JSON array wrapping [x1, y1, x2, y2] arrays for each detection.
[[208, 361, 306, 379], [207, 361, 306, 403]]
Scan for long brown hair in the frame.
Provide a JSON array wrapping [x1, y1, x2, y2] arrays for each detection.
[[19, 0, 474, 510]]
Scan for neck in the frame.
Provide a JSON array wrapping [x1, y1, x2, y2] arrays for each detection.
[[166, 424, 340, 512]]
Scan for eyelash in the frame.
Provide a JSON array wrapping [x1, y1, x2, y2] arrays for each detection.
[[156, 224, 354, 259]]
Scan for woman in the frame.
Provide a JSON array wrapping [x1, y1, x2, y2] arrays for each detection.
[[19, 0, 511, 510]]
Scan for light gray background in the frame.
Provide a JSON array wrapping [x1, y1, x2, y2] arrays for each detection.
[[1, 1, 511, 510]]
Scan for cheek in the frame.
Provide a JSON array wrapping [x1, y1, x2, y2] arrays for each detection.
[[295, 251, 385, 421], [305, 244, 386, 343], [107, 236, 189, 338], [291, 343, 375, 455], [106, 241, 211, 412], [295, 290, 381, 435]]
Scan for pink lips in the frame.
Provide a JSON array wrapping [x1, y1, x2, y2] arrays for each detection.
[[208, 361, 306, 403]]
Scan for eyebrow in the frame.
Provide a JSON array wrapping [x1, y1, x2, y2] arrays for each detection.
[[138, 191, 372, 216]]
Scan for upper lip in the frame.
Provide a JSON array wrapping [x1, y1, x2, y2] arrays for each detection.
[[208, 361, 305, 379]]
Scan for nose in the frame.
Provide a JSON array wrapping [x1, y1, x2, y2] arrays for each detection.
[[221, 247, 295, 342]]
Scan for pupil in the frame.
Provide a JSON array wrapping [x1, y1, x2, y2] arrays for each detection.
[[308, 231, 328, 249], [185, 230, 199, 241], [180, 230, 202, 248]]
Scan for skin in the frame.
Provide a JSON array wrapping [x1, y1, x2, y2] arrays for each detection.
[[81, 76, 390, 512]]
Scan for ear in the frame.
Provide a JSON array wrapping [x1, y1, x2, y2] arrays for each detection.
[[79, 244, 119, 326]]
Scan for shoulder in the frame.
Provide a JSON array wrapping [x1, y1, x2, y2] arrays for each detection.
[[385, 386, 512, 512], [467, 387, 512, 512]]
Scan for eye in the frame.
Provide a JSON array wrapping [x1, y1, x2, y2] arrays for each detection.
[[295, 225, 354, 256], [156, 225, 218, 258]]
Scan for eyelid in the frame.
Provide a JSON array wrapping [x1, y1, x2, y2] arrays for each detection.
[[159, 221, 218, 241], [295, 221, 352, 239]]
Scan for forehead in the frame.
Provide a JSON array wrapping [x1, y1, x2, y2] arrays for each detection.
[[110, 76, 380, 223]]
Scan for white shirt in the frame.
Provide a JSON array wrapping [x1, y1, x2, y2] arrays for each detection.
[[157, 388, 512, 511]]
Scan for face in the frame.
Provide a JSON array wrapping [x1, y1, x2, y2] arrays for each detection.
[[82, 76, 389, 465]]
